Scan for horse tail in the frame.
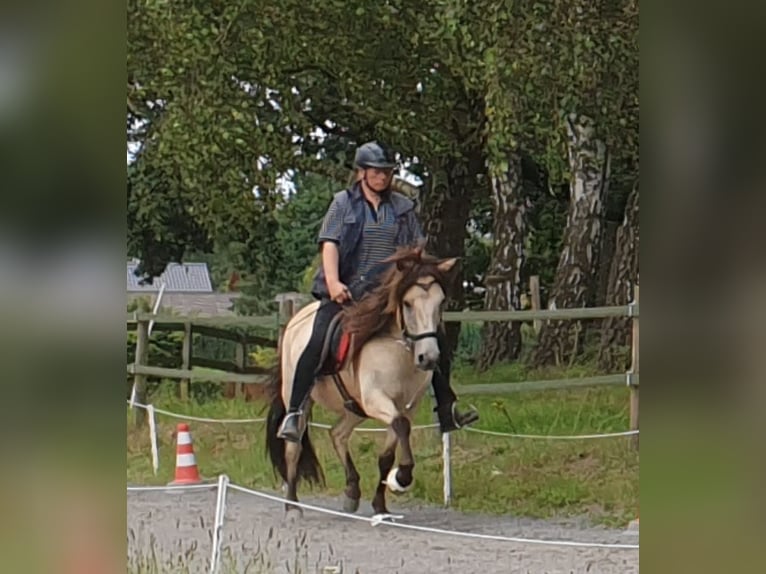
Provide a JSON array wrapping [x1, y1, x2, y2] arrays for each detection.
[[264, 360, 325, 487], [297, 418, 325, 487], [265, 364, 288, 482]]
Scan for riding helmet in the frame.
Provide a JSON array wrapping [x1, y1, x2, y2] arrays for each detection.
[[353, 141, 397, 169]]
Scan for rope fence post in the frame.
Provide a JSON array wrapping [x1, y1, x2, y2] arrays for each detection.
[[147, 404, 159, 475], [133, 318, 150, 427], [209, 474, 230, 574], [442, 432, 452, 507], [629, 285, 639, 450]]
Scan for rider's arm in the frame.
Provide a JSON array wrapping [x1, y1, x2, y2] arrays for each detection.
[[321, 241, 341, 285]]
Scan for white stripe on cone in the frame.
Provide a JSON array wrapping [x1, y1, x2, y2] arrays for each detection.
[[177, 432, 192, 445], [176, 453, 197, 467]]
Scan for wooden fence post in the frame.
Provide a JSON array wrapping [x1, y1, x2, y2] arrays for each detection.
[[629, 285, 639, 449], [235, 338, 247, 399], [180, 322, 192, 402], [133, 319, 149, 427], [529, 275, 542, 333], [276, 293, 301, 345]]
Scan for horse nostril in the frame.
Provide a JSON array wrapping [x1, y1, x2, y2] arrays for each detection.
[[418, 353, 425, 364]]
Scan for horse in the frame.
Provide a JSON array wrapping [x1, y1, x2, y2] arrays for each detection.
[[265, 245, 457, 516]]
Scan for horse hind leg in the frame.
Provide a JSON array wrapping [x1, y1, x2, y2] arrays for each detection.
[[329, 413, 364, 513], [283, 439, 303, 516]]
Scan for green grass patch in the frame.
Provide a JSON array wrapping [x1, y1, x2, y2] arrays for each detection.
[[128, 362, 638, 527]]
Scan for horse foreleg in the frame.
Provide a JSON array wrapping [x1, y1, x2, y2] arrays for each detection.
[[387, 416, 414, 492], [329, 413, 364, 513], [283, 439, 303, 516], [372, 427, 398, 515]]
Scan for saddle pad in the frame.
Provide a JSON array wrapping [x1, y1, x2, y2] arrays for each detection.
[[336, 332, 351, 367]]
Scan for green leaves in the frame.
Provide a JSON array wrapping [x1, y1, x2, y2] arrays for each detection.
[[127, 0, 637, 309]]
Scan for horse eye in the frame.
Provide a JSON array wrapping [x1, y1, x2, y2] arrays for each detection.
[[404, 301, 412, 309]]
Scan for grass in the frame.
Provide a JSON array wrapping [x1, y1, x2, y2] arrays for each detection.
[[127, 360, 638, 528]]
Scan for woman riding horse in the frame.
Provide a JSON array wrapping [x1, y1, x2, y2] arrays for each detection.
[[277, 141, 479, 442]]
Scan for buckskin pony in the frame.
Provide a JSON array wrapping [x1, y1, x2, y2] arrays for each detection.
[[265, 245, 457, 516]]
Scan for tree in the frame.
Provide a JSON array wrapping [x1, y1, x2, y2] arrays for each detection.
[[476, 152, 527, 369], [232, 171, 339, 313], [502, 0, 638, 367], [533, 114, 611, 365], [127, 0, 296, 284], [127, 0, 487, 323], [598, 181, 639, 371]]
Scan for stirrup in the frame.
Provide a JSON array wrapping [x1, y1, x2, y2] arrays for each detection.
[[436, 402, 479, 433], [277, 410, 304, 443]]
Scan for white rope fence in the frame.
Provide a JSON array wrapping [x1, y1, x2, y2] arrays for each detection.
[[127, 474, 638, 573], [465, 427, 639, 440], [127, 400, 638, 439], [128, 400, 638, 505]]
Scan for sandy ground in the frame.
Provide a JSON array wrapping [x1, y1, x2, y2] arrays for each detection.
[[127, 487, 638, 573]]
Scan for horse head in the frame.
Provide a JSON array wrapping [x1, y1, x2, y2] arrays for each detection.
[[341, 245, 458, 370]]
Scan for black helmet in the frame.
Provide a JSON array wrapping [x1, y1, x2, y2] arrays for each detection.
[[354, 141, 397, 169]]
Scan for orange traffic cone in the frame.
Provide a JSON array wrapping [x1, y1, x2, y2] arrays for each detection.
[[168, 423, 202, 485]]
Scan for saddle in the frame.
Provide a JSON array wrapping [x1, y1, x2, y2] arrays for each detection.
[[316, 313, 351, 376], [314, 312, 367, 418]]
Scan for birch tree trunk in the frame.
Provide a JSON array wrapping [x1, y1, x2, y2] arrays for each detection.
[[598, 181, 639, 371], [476, 152, 526, 371], [533, 114, 610, 367], [420, 154, 477, 358]]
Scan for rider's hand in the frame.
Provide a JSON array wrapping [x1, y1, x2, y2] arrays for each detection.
[[328, 279, 352, 303]]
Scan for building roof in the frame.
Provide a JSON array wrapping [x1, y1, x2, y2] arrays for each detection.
[[128, 292, 240, 317], [127, 261, 213, 293]]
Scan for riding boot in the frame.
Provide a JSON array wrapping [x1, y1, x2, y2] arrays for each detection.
[[431, 327, 479, 433], [431, 368, 480, 433], [277, 345, 320, 442]]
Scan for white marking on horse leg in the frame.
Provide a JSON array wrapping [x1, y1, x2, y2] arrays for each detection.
[[372, 427, 398, 515], [385, 467, 412, 492]]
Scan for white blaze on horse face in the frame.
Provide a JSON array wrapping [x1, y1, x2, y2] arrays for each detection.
[[402, 279, 444, 370]]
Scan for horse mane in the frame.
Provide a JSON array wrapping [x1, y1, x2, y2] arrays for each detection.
[[339, 245, 451, 361]]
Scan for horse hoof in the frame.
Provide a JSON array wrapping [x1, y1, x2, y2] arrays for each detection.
[[285, 504, 303, 520], [343, 496, 360, 513], [385, 467, 412, 493]]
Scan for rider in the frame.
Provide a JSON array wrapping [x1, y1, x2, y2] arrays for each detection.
[[277, 141, 479, 442]]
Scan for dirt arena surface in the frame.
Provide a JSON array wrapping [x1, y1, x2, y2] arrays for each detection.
[[127, 487, 638, 573]]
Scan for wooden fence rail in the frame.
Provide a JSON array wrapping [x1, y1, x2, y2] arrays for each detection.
[[127, 303, 638, 329], [128, 295, 639, 446]]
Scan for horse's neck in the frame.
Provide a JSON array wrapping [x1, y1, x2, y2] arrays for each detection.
[[348, 308, 403, 353], [383, 308, 403, 338]]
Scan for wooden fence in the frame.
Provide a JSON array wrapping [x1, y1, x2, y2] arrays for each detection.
[[127, 288, 640, 447]]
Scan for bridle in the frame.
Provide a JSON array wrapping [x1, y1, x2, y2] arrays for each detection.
[[399, 280, 442, 348]]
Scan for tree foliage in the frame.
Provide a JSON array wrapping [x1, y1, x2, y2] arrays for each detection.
[[127, 0, 639, 368]]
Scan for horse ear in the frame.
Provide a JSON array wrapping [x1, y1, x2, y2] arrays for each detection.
[[397, 258, 416, 271], [437, 257, 458, 274]]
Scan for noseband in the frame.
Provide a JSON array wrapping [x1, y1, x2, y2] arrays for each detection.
[[403, 328, 439, 343]]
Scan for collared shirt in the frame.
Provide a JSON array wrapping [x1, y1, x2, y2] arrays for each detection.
[[312, 183, 424, 299], [352, 196, 399, 284]]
